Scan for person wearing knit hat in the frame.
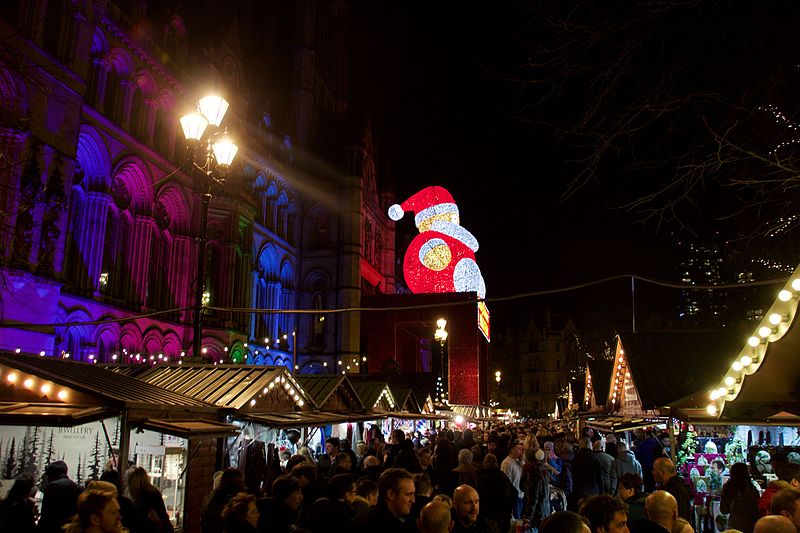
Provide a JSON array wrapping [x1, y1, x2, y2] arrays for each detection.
[[388, 185, 486, 298]]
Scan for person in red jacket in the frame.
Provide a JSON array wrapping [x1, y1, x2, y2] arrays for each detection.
[[759, 463, 800, 516]]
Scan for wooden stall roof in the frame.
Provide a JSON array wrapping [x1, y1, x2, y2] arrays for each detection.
[[0, 353, 217, 411], [586, 360, 612, 409], [296, 375, 364, 411], [618, 331, 741, 411], [0, 403, 116, 427], [240, 411, 385, 430], [392, 386, 422, 414], [672, 312, 800, 422], [106, 364, 313, 411], [348, 380, 396, 411], [139, 419, 241, 438], [581, 414, 669, 433]]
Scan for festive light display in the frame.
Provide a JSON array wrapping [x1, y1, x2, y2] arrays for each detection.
[[704, 264, 800, 417], [609, 347, 629, 408], [584, 367, 593, 408], [389, 186, 486, 298]]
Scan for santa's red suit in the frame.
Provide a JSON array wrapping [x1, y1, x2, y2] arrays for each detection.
[[388, 186, 486, 298]]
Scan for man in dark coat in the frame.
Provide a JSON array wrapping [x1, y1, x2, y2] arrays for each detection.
[[653, 458, 692, 521], [451, 485, 500, 533], [568, 438, 603, 511], [476, 453, 513, 533], [354, 467, 417, 533], [38, 460, 82, 533], [635, 430, 663, 492]]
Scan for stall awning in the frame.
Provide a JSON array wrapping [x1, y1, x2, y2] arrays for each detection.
[[450, 404, 493, 420], [582, 415, 668, 433], [296, 375, 364, 411], [240, 411, 386, 429], [389, 412, 451, 421], [139, 419, 241, 439], [0, 353, 217, 411], [0, 402, 117, 427], [106, 364, 313, 412]]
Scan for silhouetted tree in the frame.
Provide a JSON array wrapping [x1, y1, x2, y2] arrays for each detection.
[[88, 432, 102, 480], [4, 437, 16, 478], [510, 1, 800, 248], [75, 454, 83, 485]]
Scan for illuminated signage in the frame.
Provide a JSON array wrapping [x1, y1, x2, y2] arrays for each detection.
[[478, 301, 490, 342]]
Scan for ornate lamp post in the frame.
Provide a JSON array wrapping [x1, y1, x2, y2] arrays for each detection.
[[180, 95, 238, 360]]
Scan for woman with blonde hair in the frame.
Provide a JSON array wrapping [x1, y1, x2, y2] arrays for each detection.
[[125, 466, 174, 533], [523, 434, 540, 452]]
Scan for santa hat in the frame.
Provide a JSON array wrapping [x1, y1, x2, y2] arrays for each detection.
[[388, 186, 459, 228]]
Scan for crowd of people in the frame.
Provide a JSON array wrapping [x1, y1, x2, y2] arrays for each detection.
[[0, 459, 174, 533], [3, 422, 800, 533], [202, 423, 800, 533]]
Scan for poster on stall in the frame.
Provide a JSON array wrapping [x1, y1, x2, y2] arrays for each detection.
[[0, 418, 121, 498]]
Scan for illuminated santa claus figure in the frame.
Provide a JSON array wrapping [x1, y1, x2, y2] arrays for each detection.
[[388, 186, 486, 299]]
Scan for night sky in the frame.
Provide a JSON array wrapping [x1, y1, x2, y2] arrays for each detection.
[[345, 2, 800, 339], [351, 2, 680, 301]]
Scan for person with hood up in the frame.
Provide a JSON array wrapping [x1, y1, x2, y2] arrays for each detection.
[[614, 440, 643, 493], [521, 448, 551, 532]]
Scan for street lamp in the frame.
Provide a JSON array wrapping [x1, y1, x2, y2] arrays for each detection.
[[435, 318, 448, 402], [495, 370, 501, 384], [180, 95, 238, 360]]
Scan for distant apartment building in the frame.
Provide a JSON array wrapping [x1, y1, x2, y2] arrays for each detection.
[[677, 239, 796, 330]]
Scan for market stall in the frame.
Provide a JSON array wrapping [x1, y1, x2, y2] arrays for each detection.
[[348, 379, 399, 441], [111, 364, 321, 484], [448, 403, 494, 430], [296, 374, 368, 453], [0, 352, 236, 532], [665, 267, 800, 531]]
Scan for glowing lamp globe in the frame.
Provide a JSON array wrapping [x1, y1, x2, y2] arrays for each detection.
[[180, 112, 208, 141], [213, 135, 238, 167], [198, 95, 229, 127]]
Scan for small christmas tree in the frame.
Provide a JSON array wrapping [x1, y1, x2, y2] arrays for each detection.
[[725, 434, 746, 465], [677, 426, 698, 470]]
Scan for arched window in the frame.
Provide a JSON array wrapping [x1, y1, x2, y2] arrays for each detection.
[[131, 87, 146, 138], [265, 182, 278, 229], [110, 214, 131, 300], [64, 187, 88, 289], [104, 69, 121, 120], [277, 191, 288, 238], [147, 229, 172, 310], [43, 0, 72, 65], [153, 107, 169, 155]]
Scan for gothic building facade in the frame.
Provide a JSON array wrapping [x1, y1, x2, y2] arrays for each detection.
[[492, 311, 584, 416], [0, 0, 397, 371]]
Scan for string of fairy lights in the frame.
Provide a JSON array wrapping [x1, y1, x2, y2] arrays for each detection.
[[704, 269, 800, 417], [761, 103, 800, 155], [2, 272, 792, 368]]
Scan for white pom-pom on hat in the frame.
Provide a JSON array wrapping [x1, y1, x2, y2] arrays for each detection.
[[388, 204, 404, 221]]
